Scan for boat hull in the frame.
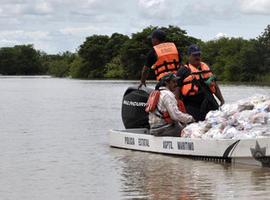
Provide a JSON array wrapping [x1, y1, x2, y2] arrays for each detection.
[[109, 129, 270, 167]]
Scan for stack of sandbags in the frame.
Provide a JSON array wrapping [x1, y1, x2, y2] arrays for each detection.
[[181, 94, 270, 139]]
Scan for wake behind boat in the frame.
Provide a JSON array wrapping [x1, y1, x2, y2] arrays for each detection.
[[109, 86, 270, 168]]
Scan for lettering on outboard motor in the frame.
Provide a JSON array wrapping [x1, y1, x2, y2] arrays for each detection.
[[125, 137, 135, 145], [123, 100, 146, 107], [163, 141, 173, 149], [138, 138, 150, 147], [177, 142, 194, 151]]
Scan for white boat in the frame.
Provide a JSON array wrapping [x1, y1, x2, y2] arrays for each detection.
[[114, 86, 270, 167], [109, 129, 270, 167]]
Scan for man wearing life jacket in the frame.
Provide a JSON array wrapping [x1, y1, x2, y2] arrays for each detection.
[[177, 44, 225, 121], [145, 73, 194, 137], [138, 29, 182, 89]]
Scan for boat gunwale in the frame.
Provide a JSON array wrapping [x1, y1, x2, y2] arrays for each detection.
[[110, 129, 270, 142]]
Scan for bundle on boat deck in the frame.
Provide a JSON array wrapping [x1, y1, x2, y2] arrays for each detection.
[[181, 94, 270, 139]]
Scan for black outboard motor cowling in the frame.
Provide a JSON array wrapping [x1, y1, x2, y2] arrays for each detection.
[[121, 86, 153, 129]]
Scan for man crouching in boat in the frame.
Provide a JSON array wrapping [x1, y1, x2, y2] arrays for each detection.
[[145, 73, 195, 137]]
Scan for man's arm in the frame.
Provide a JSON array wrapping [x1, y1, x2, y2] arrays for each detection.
[[163, 93, 194, 124], [177, 48, 183, 66], [214, 83, 225, 106], [138, 66, 150, 89], [138, 49, 157, 89], [206, 65, 225, 106]]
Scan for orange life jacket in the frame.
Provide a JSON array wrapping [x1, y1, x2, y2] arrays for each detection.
[[181, 62, 216, 96], [152, 42, 179, 81], [177, 99, 186, 113], [145, 90, 186, 124], [145, 90, 160, 112]]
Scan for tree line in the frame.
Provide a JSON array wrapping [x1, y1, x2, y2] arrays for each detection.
[[0, 25, 269, 83]]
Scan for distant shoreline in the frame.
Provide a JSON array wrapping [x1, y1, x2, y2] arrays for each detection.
[[0, 75, 52, 78], [1, 75, 269, 86], [219, 81, 270, 87], [1, 74, 269, 86]]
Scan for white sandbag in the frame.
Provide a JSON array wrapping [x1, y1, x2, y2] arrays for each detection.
[[210, 126, 239, 139], [181, 123, 204, 138], [261, 128, 270, 137], [202, 127, 222, 139], [249, 112, 268, 124], [237, 121, 253, 131], [235, 126, 268, 139], [183, 94, 270, 139], [234, 110, 254, 124], [237, 100, 254, 112], [182, 121, 211, 138], [232, 132, 255, 139], [267, 101, 270, 112], [226, 115, 239, 127], [205, 110, 228, 128], [249, 94, 270, 105], [254, 100, 270, 112], [222, 126, 239, 139], [205, 110, 225, 120], [221, 103, 238, 116]]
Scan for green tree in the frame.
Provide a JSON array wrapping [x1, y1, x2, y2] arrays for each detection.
[[41, 51, 75, 77], [0, 25, 268, 84], [163, 25, 200, 61], [0, 47, 18, 75], [69, 56, 85, 78], [201, 25, 270, 83], [120, 25, 199, 79], [0, 45, 42, 75], [257, 25, 270, 81], [120, 26, 154, 79], [16, 45, 42, 75], [104, 56, 125, 78], [202, 37, 249, 81], [105, 33, 129, 59], [78, 35, 110, 78]]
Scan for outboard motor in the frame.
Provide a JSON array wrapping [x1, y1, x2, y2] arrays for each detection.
[[121, 86, 153, 129]]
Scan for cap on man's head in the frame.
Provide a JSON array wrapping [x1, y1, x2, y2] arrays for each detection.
[[187, 44, 201, 55], [150, 29, 166, 41]]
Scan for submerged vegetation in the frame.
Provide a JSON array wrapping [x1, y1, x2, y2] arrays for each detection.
[[0, 25, 269, 84]]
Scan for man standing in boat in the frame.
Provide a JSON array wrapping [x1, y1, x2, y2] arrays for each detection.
[[146, 73, 194, 137], [177, 44, 225, 121], [138, 29, 182, 89]]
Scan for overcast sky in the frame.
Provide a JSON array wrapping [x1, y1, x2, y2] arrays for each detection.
[[0, 0, 269, 54]]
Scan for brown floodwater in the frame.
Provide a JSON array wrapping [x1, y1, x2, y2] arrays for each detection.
[[0, 77, 269, 199]]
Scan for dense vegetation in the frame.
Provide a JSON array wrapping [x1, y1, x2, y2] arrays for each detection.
[[0, 25, 269, 83]]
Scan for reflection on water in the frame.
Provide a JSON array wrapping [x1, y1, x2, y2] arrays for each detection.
[[115, 150, 270, 200], [0, 77, 269, 199]]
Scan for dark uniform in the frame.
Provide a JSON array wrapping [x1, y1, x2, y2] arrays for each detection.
[[177, 44, 219, 121]]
